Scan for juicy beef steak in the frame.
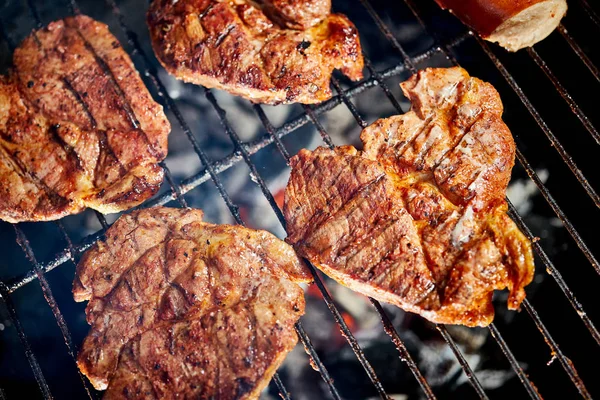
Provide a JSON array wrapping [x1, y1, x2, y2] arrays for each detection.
[[0, 15, 170, 223], [284, 67, 535, 327], [74, 207, 311, 399], [147, 0, 363, 104]]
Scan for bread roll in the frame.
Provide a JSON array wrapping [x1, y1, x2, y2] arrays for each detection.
[[435, 0, 567, 51]]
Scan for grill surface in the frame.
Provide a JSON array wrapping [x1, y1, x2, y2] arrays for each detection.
[[0, 0, 599, 399]]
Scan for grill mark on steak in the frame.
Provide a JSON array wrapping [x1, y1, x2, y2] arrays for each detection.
[[62, 77, 98, 129], [70, 26, 140, 131], [0, 138, 70, 209], [215, 24, 236, 47], [285, 67, 535, 327], [68, 22, 165, 162]]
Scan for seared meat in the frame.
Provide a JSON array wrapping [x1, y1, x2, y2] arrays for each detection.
[[74, 207, 311, 399], [252, 0, 331, 29], [0, 16, 170, 223], [284, 67, 534, 327], [147, 0, 363, 104]]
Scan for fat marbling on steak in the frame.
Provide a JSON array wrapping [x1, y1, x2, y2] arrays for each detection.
[[74, 207, 311, 399], [147, 0, 363, 104], [284, 67, 535, 327], [0, 15, 170, 223]]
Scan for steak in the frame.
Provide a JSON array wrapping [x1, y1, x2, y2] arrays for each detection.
[[284, 67, 535, 327], [74, 207, 311, 399], [147, 0, 363, 104], [0, 15, 170, 223]]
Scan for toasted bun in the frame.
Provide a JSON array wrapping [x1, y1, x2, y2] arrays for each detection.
[[435, 0, 567, 51]]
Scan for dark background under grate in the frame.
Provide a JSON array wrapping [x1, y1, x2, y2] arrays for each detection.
[[0, 0, 599, 399]]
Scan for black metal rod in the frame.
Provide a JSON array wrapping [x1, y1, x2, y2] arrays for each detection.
[[577, 0, 600, 28], [526, 46, 600, 145], [271, 374, 292, 400], [514, 148, 600, 274], [557, 24, 600, 84], [0, 282, 53, 399], [436, 326, 489, 400], [14, 226, 96, 400], [521, 299, 591, 398], [507, 201, 600, 346], [331, 77, 368, 129], [295, 323, 342, 400], [159, 161, 188, 208], [253, 104, 291, 162], [476, 39, 600, 208], [488, 323, 542, 400], [370, 300, 437, 399], [358, 0, 418, 74], [303, 105, 335, 149]]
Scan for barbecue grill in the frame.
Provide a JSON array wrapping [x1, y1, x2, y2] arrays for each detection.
[[0, 0, 599, 398]]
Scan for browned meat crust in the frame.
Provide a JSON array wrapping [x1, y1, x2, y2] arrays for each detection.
[[252, 0, 332, 29], [284, 67, 535, 327], [0, 15, 170, 223], [73, 207, 311, 399], [147, 0, 363, 105]]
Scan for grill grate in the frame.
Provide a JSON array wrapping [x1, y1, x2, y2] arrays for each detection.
[[0, 0, 598, 399]]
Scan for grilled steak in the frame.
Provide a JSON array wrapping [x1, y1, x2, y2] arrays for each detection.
[[0, 16, 170, 223], [284, 67, 535, 327], [74, 207, 311, 399], [252, 0, 332, 29], [147, 0, 363, 104]]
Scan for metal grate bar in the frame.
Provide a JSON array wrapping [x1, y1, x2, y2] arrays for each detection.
[[436, 326, 489, 400], [331, 77, 368, 128], [369, 299, 437, 399], [271, 375, 291, 400], [303, 105, 336, 148], [526, 47, 600, 145], [506, 200, 600, 346], [253, 104, 291, 161], [204, 88, 389, 399], [521, 299, 591, 398], [577, 0, 600, 28], [514, 147, 600, 274], [557, 24, 600, 83], [358, 0, 418, 74], [363, 57, 405, 113], [0, 282, 52, 399], [476, 38, 600, 208], [160, 161, 188, 207], [14, 227, 96, 400], [488, 323, 542, 400], [295, 322, 342, 400]]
